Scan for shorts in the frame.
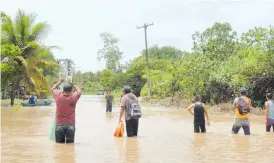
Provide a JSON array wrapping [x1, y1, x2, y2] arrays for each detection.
[[194, 123, 206, 133], [55, 124, 75, 143], [106, 105, 112, 112], [232, 118, 250, 135], [126, 119, 139, 137], [266, 118, 274, 132]]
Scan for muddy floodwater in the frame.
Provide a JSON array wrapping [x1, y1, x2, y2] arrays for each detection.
[[1, 95, 274, 163]]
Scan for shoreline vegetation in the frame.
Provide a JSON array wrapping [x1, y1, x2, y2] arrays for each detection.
[[1, 9, 273, 110], [138, 97, 266, 116], [1, 95, 265, 116]]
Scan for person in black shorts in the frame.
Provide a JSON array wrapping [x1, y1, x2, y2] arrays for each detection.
[[187, 95, 210, 133], [52, 79, 82, 143], [119, 86, 140, 137]]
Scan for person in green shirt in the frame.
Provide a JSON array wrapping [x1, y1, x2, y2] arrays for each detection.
[[105, 90, 114, 112]]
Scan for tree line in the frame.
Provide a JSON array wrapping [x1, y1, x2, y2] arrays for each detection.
[[91, 22, 274, 106], [1, 9, 273, 107]]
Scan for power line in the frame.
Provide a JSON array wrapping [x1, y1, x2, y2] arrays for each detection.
[[137, 22, 154, 98]]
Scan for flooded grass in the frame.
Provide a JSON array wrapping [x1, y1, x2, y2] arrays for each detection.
[[1, 99, 22, 106]]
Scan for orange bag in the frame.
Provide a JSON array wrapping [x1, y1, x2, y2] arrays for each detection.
[[114, 122, 124, 137]]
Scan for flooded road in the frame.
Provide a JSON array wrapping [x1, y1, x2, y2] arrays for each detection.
[[1, 95, 274, 163]]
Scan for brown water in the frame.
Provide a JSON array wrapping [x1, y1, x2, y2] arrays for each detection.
[[1, 95, 274, 163]]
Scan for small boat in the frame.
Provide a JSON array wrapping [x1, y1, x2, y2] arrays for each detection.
[[21, 99, 52, 107]]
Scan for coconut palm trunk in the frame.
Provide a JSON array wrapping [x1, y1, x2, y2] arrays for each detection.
[[10, 76, 22, 106]]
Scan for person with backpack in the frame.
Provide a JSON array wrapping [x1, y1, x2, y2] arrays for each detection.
[[231, 88, 252, 135], [265, 93, 274, 132], [118, 86, 141, 137], [187, 95, 210, 133]]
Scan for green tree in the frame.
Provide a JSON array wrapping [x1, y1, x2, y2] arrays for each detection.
[[99, 69, 114, 90], [192, 22, 239, 61], [142, 45, 184, 61], [1, 10, 59, 105], [97, 32, 123, 73]]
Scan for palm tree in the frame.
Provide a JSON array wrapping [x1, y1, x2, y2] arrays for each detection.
[[1, 9, 59, 105]]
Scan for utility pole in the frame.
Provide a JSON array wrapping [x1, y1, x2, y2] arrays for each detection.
[[57, 59, 75, 82], [137, 22, 154, 98]]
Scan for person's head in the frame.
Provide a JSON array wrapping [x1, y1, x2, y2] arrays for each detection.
[[63, 83, 73, 95], [122, 86, 131, 95], [194, 95, 201, 102], [266, 93, 273, 100], [108, 89, 112, 95], [240, 87, 248, 96]]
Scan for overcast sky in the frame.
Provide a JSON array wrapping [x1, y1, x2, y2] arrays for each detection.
[[1, 0, 274, 72]]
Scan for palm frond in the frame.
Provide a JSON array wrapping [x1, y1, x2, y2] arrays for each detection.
[[21, 41, 41, 58], [31, 68, 49, 90], [14, 56, 28, 68], [36, 60, 60, 69], [29, 22, 50, 41], [1, 12, 17, 44], [47, 45, 62, 50], [25, 75, 35, 88], [14, 9, 38, 47], [14, 9, 27, 46]]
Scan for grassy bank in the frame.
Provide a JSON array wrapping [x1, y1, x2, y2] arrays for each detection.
[[1, 99, 22, 106], [139, 97, 266, 116]]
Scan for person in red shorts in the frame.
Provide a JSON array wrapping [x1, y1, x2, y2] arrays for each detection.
[[51, 79, 82, 143]]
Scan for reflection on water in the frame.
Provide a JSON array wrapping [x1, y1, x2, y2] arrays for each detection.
[[55, 144, 76, 163], [114, 137, 140, 163], [124, 138, 140, 163], [1, 95, 274, 163]]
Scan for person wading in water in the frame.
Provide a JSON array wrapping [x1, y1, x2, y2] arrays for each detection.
[[231, 88, 252, 135], [265, 93, 274, 132], [119, 86, 142, 137], [187, 95, 210, 133], [105, 90, 114, 112], [51, 79, 82, 143]]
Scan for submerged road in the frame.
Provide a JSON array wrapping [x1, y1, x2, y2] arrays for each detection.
[[1, 95, 274, 163]]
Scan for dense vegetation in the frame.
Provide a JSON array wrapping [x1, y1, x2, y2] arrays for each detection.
[[82, 22, 273, 106], [1, 10, 60, 105], [2, 9, 273, 107]]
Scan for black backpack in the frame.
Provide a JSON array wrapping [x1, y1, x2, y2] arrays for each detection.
[[237, 97, 251, 115]]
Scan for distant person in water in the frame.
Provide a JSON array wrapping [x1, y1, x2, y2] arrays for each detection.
[[52, 79, 82, 143], [105, 90, 114, 112], [187, 95, 210, 133], [265, 93, 274, 132]]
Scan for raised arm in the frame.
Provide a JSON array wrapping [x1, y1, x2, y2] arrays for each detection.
[[51, 79, 64, 91], [73, 85, 81, 92], [73, 85, 82, 98]]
